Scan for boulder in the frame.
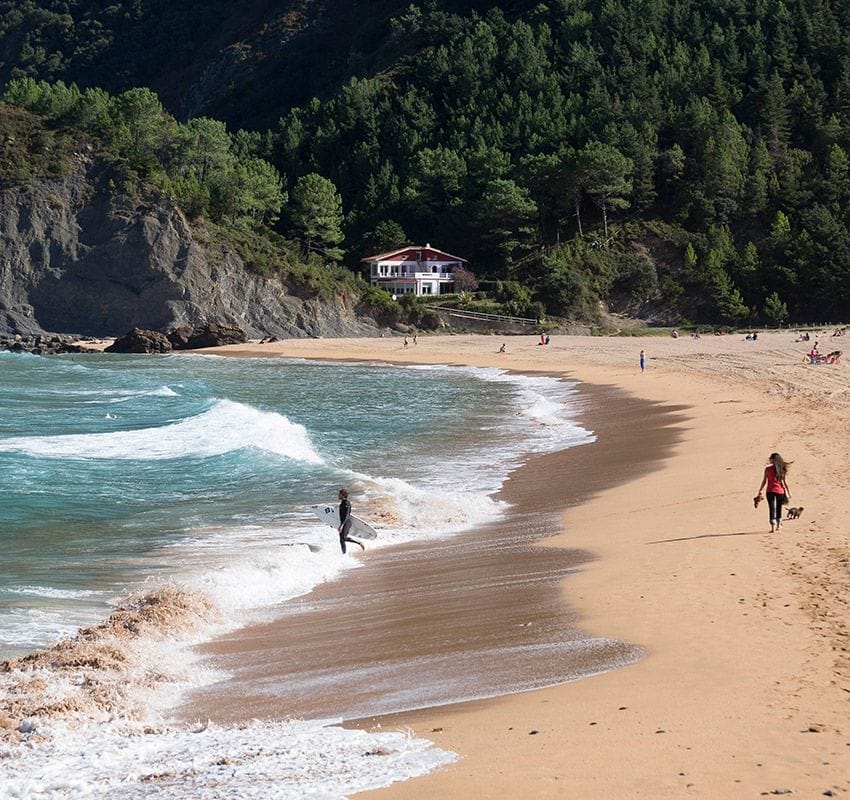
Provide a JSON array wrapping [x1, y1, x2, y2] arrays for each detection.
[[165, 325, 194, 349], [167, 323, 247, 350], [104, 328, 172, 354]]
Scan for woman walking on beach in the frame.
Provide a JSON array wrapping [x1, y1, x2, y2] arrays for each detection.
[[756, 453, 792, 532]]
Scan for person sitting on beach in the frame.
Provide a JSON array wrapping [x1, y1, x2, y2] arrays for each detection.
[[826, 350, 842, 364], [805, 349, 840, 364], [498, 343, 506, 353], [671, 329, 679, 338], [337, 488, 364, 554]]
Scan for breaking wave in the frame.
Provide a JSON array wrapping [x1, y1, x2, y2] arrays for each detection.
[[0, 400, 323, 463]]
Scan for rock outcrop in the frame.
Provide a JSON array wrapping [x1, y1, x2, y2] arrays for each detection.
[[0, 334, 98, 355], [104, 328, 173, 354], [167, 323, 247, 350], [0, 152, 379, 339], [102, 323, 251, 353]]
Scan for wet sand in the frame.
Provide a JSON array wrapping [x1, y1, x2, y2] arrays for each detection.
[[180, 382, 681, 724], [179, 331, 850, 798]]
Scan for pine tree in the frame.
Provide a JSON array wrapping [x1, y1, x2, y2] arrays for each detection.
[[578, 142, 633, 237], [763, 291, 789, 325], [290, 173, 345, 261]]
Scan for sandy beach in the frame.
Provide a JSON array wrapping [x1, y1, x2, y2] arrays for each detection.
[[196, 330, 849, 798]]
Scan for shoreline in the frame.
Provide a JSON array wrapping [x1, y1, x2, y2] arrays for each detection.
[[176, 377, 678, 726], [197, 332, 850, 798]]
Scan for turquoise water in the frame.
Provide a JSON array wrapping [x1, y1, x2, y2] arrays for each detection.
[[0, 351, 591, 657], [0, 349, 593, 798]]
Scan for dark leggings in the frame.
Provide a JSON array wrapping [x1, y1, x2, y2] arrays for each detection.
[[766, 491, 785, 524], [339, 520, 358, 553]]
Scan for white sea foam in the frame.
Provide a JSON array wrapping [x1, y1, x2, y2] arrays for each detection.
[[0, 579, 454, 800], [0, 588, 112, 653], [167, 526, 348, 618], [47, 385, 180, 399], [5, 585, 107, 600], [0, 400, 323, 463], [0, 607, 85, 649], [148, 478, 504, 636], [353, 476, 506, 542], [0, 718, 456, 800], [81, 385, 180, 403], [403, 364, 594, 453]]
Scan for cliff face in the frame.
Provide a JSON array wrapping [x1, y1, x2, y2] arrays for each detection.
[[0, 152, 378, 338]]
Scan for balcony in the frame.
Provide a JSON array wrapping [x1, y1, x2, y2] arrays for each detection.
[[372, 265, 456, 279]]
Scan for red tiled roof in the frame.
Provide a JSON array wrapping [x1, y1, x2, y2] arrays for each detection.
[[362, 245, 467, 263]]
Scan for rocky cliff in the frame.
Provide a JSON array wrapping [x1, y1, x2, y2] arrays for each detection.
[[0, 151, 378, 338]]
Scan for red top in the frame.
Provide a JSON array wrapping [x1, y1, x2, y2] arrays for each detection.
[[765, 465, 785, 494]]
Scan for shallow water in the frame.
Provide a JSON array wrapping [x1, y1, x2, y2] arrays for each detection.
[[0, 350, 593, 798], [0, 352, 591, 656]]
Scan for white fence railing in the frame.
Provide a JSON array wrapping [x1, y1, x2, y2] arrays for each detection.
[[424, 305, 538, 326]]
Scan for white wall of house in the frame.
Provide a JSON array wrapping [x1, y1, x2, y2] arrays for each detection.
[[370, 263, 457, 296], [365, 246, 467, 297]]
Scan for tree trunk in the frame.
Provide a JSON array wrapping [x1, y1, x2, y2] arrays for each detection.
[[574, 196, 583, 236]]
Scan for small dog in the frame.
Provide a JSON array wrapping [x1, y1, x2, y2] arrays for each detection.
[[785, 506, 804, 520]]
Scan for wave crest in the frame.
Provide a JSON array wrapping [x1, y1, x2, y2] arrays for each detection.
[[0, 400, 324, 462]]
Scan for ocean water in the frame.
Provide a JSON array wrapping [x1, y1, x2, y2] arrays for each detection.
[[0, 350, 593, 798]]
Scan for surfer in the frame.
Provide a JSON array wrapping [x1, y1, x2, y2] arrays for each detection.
[[337, 488, 365, 553]]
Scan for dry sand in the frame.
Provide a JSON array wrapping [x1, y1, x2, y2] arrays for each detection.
[[200, 330, 850, 798]]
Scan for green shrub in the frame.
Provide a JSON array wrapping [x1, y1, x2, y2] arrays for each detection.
[[612, 255, 659, 303], [359, 284, 395, 310]]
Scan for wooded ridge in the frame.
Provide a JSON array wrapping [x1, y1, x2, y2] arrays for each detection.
[[3, 0, 850, 327]]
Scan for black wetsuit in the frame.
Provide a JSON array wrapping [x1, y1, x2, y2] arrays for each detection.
[[338, 498, 358, 553]]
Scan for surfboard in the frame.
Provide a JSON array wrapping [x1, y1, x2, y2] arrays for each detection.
[[310, 504, 379, 540]]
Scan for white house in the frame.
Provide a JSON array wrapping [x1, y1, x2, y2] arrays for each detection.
[[363, 244, 468, 297]]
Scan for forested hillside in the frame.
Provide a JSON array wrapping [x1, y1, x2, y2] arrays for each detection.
[[3, 0, 850, 325]]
